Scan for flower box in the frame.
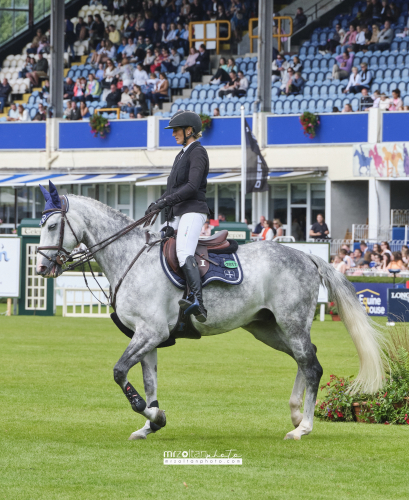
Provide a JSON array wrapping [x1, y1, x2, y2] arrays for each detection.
[[393, 396, 409, 409], [332, 314, 341, 321], [352, 402, 375, 423]]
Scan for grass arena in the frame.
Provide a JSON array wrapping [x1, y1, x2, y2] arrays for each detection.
[[0, 305, 408, 499]]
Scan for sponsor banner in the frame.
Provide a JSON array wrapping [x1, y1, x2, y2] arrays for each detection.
[[163, 449, 242, 465], [352, 283, 402, 316], [353, 143, 409, 178], [0, 237, 21, 298], [388, 289, 409, 322]]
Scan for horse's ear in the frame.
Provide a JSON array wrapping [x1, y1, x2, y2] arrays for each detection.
[[49, 181, 62, 209], [39, 184, 51, 202]]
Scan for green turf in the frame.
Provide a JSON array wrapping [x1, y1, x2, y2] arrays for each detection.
[[0, 313, 408, 500]]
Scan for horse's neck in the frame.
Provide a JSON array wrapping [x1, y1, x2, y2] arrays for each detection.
[[69, 196, 148, 286]]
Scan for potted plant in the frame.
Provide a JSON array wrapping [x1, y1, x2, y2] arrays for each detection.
[[299, 111, 320, 139], [199, 113, 212, 132], [89, 113, 111, 138], [328, 301, 341, 321]]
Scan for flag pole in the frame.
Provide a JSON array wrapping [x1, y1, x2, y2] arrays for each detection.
[[241, 105, 246, 223]]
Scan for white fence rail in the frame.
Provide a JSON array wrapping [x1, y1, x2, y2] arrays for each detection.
[[56, 287, 110, 318], [391, 209, 409, 226]]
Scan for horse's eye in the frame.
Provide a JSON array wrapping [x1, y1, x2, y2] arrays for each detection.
[[49, 223, 57, 230]]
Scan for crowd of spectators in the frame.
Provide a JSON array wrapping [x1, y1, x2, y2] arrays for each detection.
[[332, 241, 409, 274]]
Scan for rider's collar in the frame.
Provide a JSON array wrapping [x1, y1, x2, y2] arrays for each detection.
[[40, 195, 69, 226]]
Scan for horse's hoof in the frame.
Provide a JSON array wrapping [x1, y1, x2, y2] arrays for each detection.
[[284, 432, 301, 441], [129, 432, 147, 440], [152, 408, 166, 427]]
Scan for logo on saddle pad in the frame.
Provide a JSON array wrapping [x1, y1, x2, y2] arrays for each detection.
[[224, 270, 235, 279], [224, 260, 238, 269]]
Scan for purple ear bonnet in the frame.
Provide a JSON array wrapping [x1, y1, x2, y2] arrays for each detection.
[[39, 181, 64, 226]]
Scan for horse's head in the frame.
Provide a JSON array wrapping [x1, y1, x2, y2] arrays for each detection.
[[36, 181, 82, 278]]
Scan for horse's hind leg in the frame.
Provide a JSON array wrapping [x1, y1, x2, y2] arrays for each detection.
[[243, 318, 306, 428], [129, 349, 161, 441]]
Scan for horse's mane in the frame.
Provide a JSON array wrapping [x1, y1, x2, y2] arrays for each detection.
[[67, 194, 159, 236]]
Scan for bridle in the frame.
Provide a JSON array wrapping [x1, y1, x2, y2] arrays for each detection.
[[37, 198, 161, 310]]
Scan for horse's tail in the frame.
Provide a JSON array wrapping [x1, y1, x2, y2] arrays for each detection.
[[307, 254, 385, 394]]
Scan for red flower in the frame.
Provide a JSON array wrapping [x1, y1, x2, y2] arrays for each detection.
[[385, 422, 390, 425], [327, 382, 330, 386], [341, 383, 344, 386], [329, 311, 333, 315], [384, 392, 387, 397]]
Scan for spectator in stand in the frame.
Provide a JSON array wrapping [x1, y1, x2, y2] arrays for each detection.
[[0, 78, 12, 113], [332, 106, 340, 112], [6, 103, 19, 121], [343, 103, 353, 112], [187, 43, 210, 82], [218, 70, 238, 98], [355, 62, 373, 93], [213, 108, 220, 116], [388, 251, 406, 270], [339, 248, 354, 268], [134, 13, 146, 39], [381, 252, 391, 269], [122, 37, 136, 59], [26, 52, 49, 88], [72, 76, 86, 103], [290, 55, 303, 72], [65, 18, 76, 58], [259, 220, 275, 241], [116, 37, 128, 61], [18, 56, 34, 79], [360, 241, 368, 254], [95, 62, 105, 82], [281, 67, 294, 92], [162, 47, 181, 73], [189, 0, 205, 21], [66, 101, 81, 120], [273, 219, 284, 236], [332, 255, 347, 274], [210, 57, 231, 84], [293, 7, 307, 32], [63, 100, 72, 119], [353, 248, 366, 266], [343, 66, 361, 94], [133, 36, 147, 63], [99, 40, 116, 65], [180, 0, 191, 23], [200, 220, 212, 237], [108, 24, 121, 45], [79, 101, 90, 119], [380, 0, 392, 22], [342, 25, 357, 49], [89, 14, 105, 50], [272, 53, 288, 83], [143, 49, 155, 72], [151, 22, 162, 48], [118, 85, 133, 111], [360, 88, 374, 110], [389, 89, 403, 111], [319, 23, 345, 54], [353, 25, 367, 51], [226, 57, 238, 73], [389, 2, 400, 23], [372, 20, 394, 50], [133, 63, 149, 86], [34, 103, 47, 121], [309, 213, 329, 240], [371, 0, 382, 22], [129, 85, 149, 116], [85, 73, 102, 101], [76, 17, 88, 41], [151, 72, 169, 110], [233, 70, 249, 97], [402, 245, 409, 265], [27, 28, 43, 54], [181, 46, 199, 74], [373, 243, 382, 253], [107, 83, 121, 108], [332, 51, 354, 81], [365, 24, 380, 51], [63, 77, 75, 100], [378, 92, 391, 109], [286, 71, 305, 95], [381, 241, 392, 256], [150, 48, 165, 74], [253, 215, 266, 235], [164, 23, 179, 47], [116, 57, 133, 88], [371, 89, 381, 107], [17, 104, 30, 121], [90, 39, 107, 65]]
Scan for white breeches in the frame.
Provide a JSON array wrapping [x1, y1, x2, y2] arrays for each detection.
[[169, 212, 207, 267]]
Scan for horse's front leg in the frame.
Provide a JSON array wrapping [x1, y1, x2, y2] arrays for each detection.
[[129, 349, 162, 441], [113, 322, 167, 435]]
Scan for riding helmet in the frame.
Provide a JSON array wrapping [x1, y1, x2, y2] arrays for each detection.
[[164, 110, 203, 134]]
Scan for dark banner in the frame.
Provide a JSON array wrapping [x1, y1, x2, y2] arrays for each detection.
[[245, 119, 268, 193], [388, 289, 409, 322]]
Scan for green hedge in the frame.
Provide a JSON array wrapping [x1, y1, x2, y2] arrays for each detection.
[[347, 276, 409, 283]]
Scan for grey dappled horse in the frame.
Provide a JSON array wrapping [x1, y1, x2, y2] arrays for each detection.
[[37, 195, 385, 441]]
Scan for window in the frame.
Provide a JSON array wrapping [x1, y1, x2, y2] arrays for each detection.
[[0, 0, 29, 46], [291, 183, 307, 205], [269, 184, 287, 224], [81, 184, 96, 199], [311, 183, 325, 222], [134, 186, 147, 220], [218, 184, 236, 221]]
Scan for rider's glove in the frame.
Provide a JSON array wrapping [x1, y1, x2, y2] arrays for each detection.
[[145, 198, 168, 215]]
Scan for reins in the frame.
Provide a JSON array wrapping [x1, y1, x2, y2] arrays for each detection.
[[37, 207, 162, 310]]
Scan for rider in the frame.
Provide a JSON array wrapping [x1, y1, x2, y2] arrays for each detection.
[[145, 110, 209, 322]]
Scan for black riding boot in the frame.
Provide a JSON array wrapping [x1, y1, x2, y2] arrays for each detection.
[[178, 255, 207, 323]]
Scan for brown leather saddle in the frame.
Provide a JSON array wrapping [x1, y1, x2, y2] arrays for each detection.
[[163, 229, 230, 279]]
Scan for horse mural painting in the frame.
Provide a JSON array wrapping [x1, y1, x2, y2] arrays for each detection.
[[368, 145, 385, 177], [36, 183, 385, 441], [382, 145, 403, 177], [354, 146, 372, 176], [403, 144, 409, 176]]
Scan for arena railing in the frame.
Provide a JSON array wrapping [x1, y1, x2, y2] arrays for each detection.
[[188, 20, 231, 55], [95, 108, 120, 119], [56, 286, 110, 318], [248, 16, 293, 53], [391, 209, 409, 226]]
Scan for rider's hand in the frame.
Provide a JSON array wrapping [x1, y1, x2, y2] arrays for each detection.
[[145, 199, 168, 215]]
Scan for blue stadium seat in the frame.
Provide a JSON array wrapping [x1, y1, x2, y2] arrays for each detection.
[[274, 101, 283, 114], [186, 103, 194, 111], [325, 99, 334, 112], [320, 85, 329, 97], [384, 68, 393, 81], [351, 97, 359, 111], [300, 99, 308, 112], [312, 85, 320, 97], [194, 103, 202, 114], [171, 103, 179, 113], [328, 84, 337, 96], [396, 54, 405, 67], [199, 89, 207, 100], [316, 99, 325, 112], [334, 98, 342, 109], [316, 72, 325, 81], [307, 99, 316, 112]]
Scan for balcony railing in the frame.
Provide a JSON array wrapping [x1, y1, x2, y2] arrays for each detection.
[[248, 16, 293, 53]]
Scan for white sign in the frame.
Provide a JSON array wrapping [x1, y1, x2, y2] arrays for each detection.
[[215, 230, 247, 239], [280, 242, 329, 302], [22, 227, 41, 236], [0, 237, 21, 298]]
